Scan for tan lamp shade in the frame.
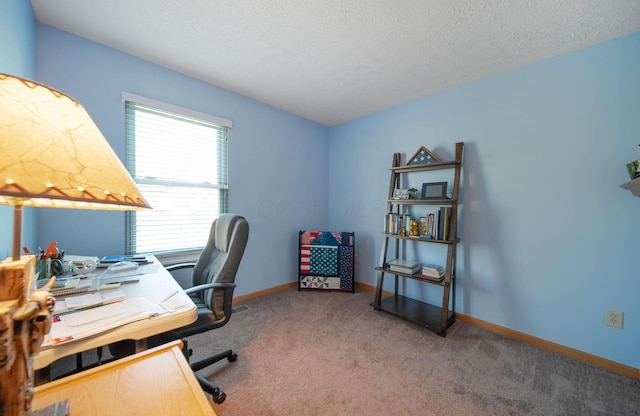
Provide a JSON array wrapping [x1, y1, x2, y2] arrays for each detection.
[[0, 73, 151, 210]]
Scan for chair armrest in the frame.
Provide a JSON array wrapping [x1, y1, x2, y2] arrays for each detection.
[[165, 262, 197, 272], [184, 282, 236, 296]]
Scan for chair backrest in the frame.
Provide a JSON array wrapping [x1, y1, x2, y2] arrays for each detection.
[[192, 214, 249, 322]]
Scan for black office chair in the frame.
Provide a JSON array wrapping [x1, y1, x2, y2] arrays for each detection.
[[109, 214, 249, 404], [165, 213, 249, 403]]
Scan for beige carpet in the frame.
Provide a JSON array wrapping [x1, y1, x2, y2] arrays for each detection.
[[184, 288, 640, 416], [50, 288, 640, 415]]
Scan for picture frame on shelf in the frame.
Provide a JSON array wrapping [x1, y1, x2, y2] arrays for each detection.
[[392, 188, 410, 200], [406, 146, 441, 166], [421, 182, 448, 199], [392, 188, 420, 200]]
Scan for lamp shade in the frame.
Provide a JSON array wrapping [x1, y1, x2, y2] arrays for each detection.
[[0, 74, 151, 210]]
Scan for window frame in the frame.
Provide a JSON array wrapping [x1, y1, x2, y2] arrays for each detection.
[[122, 92, 232, 256]]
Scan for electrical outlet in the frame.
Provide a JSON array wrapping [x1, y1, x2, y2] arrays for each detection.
[[605, 309, 623, 329]]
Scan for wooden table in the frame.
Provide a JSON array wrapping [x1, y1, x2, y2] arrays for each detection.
[[33, 340, 216, 415]]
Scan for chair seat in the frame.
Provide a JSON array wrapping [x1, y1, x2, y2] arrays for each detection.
[[170, 295, 228, 339]]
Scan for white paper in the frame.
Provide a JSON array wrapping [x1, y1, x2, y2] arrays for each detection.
[[59, 289, 126, 310], [64, 292, 103, 309], [43, 297, 158, 346], [160, 293, 189, 311]]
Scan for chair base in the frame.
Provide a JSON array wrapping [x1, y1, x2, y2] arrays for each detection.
[[190, 348, 237, 372], [196, 373, 226, 404], [182, 341, 237, 404]]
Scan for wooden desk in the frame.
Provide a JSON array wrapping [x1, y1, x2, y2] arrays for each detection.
[[34, 259, 197, 370], [33, 340, 216, 416]]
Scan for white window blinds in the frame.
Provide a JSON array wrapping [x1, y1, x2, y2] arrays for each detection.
[[123, 94, 230, 254]]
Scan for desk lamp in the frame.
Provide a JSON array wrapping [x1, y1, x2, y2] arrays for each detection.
[[0, 73, 151, 415]]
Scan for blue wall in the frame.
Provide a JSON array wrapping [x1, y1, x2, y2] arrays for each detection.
[[329, 33, 640, 369], [3, 0, 638, 370], [35, 24, 329, 297], [0, 0, 37, 258]]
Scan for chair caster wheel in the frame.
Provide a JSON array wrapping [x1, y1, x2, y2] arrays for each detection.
[[212, 389, 226, 404], [228, 353, 237, 362]]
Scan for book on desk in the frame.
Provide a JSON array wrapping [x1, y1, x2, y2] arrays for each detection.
[[98, 255, 153, 268], [42, 277, 91, 296]]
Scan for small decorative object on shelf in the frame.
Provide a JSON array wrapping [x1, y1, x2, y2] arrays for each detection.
[[625, 161, 639, 179], [392, 188, 411, 200], [625, 144, 640, 179], [620, 144, 640, 197], [410, 218, 419, 236], [406, 146, 441, 165]]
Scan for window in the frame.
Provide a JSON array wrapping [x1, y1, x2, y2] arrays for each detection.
[[123, 93, 231, 255]]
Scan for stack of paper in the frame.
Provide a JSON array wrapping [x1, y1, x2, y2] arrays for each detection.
[[61, 289, 126, 310], [44, 297, 157, 346]]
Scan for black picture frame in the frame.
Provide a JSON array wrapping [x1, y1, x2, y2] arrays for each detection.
[[421, 182, 447, 199]]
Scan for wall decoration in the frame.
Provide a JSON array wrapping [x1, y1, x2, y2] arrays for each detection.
[[406, 146, 441, 166]]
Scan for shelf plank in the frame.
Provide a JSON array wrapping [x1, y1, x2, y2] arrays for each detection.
[[391, 160, 459, 173], [382, 234, 459, 244], [387, 198, 456, 205], [374, 267, 448, 286], [372, 295, 455, 336]]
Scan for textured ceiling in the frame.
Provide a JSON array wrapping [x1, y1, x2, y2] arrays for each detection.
[[32, 0, 640, 126]]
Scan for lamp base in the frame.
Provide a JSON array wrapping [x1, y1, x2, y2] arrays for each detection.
[[0, 255, 52, 416]]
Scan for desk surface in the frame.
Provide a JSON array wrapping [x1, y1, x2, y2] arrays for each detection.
[[33, 340, 216, 416], [34, 259, 197, 370]]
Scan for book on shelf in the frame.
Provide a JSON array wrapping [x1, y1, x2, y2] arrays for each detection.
[[423, 207, 452, 240], [415, 272, 445, 282], [387, 259, 421, 274], [421, 269, 445, 278], [422, 263, 444, 275], [441, 207, 451, 240]]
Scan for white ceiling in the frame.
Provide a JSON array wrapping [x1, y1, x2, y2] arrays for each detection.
[[32, 0, 640, 126]]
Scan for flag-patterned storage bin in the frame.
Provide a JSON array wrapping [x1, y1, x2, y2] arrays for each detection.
[[298, 230, 355, 292]]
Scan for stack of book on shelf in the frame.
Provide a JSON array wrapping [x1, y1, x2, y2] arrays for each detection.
[[422, 207, 452, 240], [386, 259, 421, 275], [420, 263, 445, 281], [385, 213, 411, 236]]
